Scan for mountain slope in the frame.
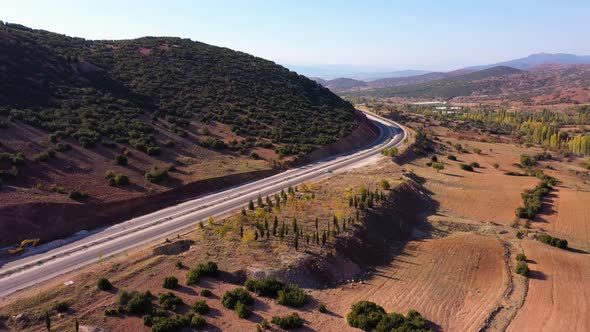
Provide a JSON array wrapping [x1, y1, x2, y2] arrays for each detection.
[[468, 53, 590, 70], [348, 66, 523, 99], [0, 23, 357, 156], [0, 22, 373, 245]]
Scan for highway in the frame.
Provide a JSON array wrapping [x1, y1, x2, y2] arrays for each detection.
[[0, 111, 406, 298]]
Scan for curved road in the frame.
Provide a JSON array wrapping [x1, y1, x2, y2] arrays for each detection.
[[0, 111, 406, 298]]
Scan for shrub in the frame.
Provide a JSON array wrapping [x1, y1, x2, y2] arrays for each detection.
[[222, 288, 254, 309], [163, 140, 175, 148], [516, 261, 529, 277], [145, 166, 168, 183], [191, 300, 210, 314], [97, 277, 113, 291], [374, 312, 406, 331], [469, 162, 480, 168], [459, 164, 474, 172], [125, 291, 152, 315], [244, 277, 285, 298], [516, 253, 527, 262], [431, 162, 444, 172], [447, 154, 457, 161], [55, 143, 72, 152], [537, 234, 568, 249], [235, 300, 251, 319], [48, 134, 58, 143], [200, 289, 212, 297], [147, 147, 161, 155], [186, 261, 218, 284], [190, 314, 206, 328], [162, 276, 179, 289], [493, 163, 500, 169], [277, 284, 307, 307], [347, 301, 386, 331], [151, 314, 193, 332], [379, 179, 390, 190], [473, 148, 482, 154], [104, 309, 119, 316], [69, 189, 88, 200], [159, 292, 183, 311], [54, 301, 69, 313], [318, 303, 328, 313], [175, 261, 183, 269], [271, 313, 304, 329], [375, 310, 428, 332], [115, 155, 128, 166], [109, 174, 129, 186]]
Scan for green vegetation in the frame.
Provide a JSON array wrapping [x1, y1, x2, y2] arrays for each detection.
[[145, 166, 169, 184], [191, 300, 210, 314], [516, 261, 529, 277], [162, 276, 178, 289], [347, 301, 431, 331], [200, 289, 212, 297], [97, 277, 112, 291], [346, 301, 386, 330], [277, 283, 308, 307], [68, 189, 88, 200], [245, 277, 285, 298], [159, 292, 184, 311], [318, 303, 328, 313], [0, 23, 357, 158], [235, 300, 251, 319], [53, 301, 69, 313], [382, 146, 399, 157], [516, 253, 527, 262], [186, 261, 218, 285], [379, 179, 391, 190], [469, 161, 480, 168], [271, 313, 304, 329], [431, 162, 444, 172], [221, 288, 254, 309], [148, 313, 205, 332], [115, 155, 128, 166], [105, 170, 130, 186], [460, 163, 474, 172], [447, 154, 457, 161], [515, 175, 556, 220], [537, 234, 568, 249], [118, 290, 153, 315]]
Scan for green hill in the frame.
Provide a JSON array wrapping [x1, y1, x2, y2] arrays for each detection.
[[346, 66, 522, 99], [0, 22, 356, 156]]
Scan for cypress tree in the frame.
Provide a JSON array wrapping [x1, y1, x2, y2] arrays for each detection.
[[240, 225, 244, 238], [321, 230, 327, 246], [241, 207, 247, 216], [45, 311, 50, 332], [315, 217, 319, 231], [257, 195, 264, 208], [273, 216, 278, 236], [294, 233, 299, 251], [248, 200, 255, 210], [292, 217, 298, 234]]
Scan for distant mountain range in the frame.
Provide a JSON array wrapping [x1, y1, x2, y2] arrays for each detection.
[[467, 53, 590, 70], [308, 53, 590, 104], [284, 64, 430, 80]]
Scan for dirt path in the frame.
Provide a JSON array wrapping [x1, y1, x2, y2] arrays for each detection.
[[479, 239, 528, 331]]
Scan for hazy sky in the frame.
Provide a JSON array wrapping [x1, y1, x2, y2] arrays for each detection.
[[3, 0, 590, 70]]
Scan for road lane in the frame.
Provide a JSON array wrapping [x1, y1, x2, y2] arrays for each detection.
[[0, 111, 405, 298]]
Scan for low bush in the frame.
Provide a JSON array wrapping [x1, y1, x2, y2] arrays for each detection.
[[447, 154, 457, 161], [537, 234, 568, 249], [145, 166, 168, 183], [159, 292, 184, 311], [191, 300, 210, 314], [150, 314, 196, 332], [122, 291, 152, 315], [516, 261, 529, 277], [277, 283, 307, 307], [271, 313, 304, 329], [347, 301, 386, 331], [516, 253, 527, 262], [115, 155, 128, 166], [97, 278, 112, 291], [459, 164, 474, 172], [162, 276, 178, 289], [53, 301, 69, 313], [55, 143, 72, 152], [186, 261, 218, 285], [69, 189, 88, 200], [222, 288, 254, 309], [245, 277, 285, 298], [515, 179, 553, 220], [190, 314, 206, 328], [104, 309, 119, 316], [200, 289, 212, 297], [318, 303, 328, 313], [469, 162, 480, 168], [235, 300, 251, 319], [375, 310, 428, 332]]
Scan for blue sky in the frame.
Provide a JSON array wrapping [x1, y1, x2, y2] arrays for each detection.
[[3, 0, 590, 70]]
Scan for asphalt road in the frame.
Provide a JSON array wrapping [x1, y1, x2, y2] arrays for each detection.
[[0, 111, 406, 298]]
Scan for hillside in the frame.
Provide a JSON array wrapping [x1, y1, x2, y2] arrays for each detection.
[[347, 66, 523, 99], [0, 22, 368, 245], [468, 52, 590, 70]]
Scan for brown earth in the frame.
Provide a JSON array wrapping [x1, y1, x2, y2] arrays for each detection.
[[507, 240, 590, 332]]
